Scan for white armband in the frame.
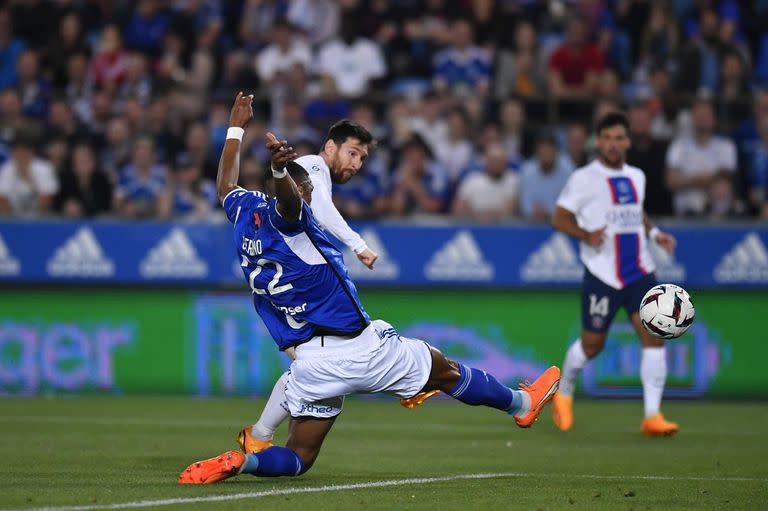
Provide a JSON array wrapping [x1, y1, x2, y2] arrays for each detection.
[[648, 226, 661, 241], [226, 127, 244, 141], [271, 166, 287, 179]]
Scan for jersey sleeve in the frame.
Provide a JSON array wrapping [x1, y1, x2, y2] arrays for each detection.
[[267, 199, 312, 236], [222, 187, 268, 224], [555, 171, 587, 213], [309, 176, 368, 253]]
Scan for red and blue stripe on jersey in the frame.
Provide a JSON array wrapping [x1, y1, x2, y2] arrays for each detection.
[[607, 177, 647, 286]]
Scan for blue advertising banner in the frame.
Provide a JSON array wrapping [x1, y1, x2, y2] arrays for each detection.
[[0, 220, 767, 288]]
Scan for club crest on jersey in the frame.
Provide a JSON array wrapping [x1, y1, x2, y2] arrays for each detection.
[[253, 212, 261, 229], [607, 177, 638, 205]]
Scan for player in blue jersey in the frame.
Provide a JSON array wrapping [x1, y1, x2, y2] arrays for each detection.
[[178, 93, 560, 483]]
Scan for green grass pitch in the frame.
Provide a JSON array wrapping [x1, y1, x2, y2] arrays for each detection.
[[1, 397, 766, 510]]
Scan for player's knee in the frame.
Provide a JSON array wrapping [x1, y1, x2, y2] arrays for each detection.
[[426, 347, 460, 388], [581, 336, 605, 359]]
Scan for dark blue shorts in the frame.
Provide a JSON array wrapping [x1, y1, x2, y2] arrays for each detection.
[[581, 270, 657, 333]]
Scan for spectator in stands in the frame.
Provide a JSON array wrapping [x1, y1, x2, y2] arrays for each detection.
[[432, 20, 492, 97], [270, 99, 321, 147], [114, 137, 167, 219], [169, 0, 222, 52], [45, 12, 90, 89], [304, 76, 351, 132], [45, 137, 69, 176], [15, 49, 50, 119], [564, 123, 589, 168], [47, 98, 88, 146], [287, 0, 340, 46], [626, 102, 673, 217], [158, 152, 218, 219], [145, 95, 182, 165], [435, 108, 474, 183], [0, 89, 29, 140], [499, 98, 533, 161], [718, 49, 751, 104], [677, 8, 732, 95], [494, 21, 546, 99], [666, 98, 737, 217], [548, 17, 605, 98], [100, 117, 133, 181], [746, 116, 768, 218], [638, 2, 680, 72], [645, 64, 678, 141], [54, 143, 112, 218], [65, 51, 94, 125], [0, 127, 58, 217], [391, 134, 451, 216], [453, 142, 519, 222], [117, 53, 153, 108], [239, 0, 284, 52], [90, 25, 129, 92], [317, 13, 387, 98], [158, 30, 215, 119], [0, 8, 25, 90], [255, 19, 311, 88], [123, 0, 171, 57], [184, 121, 217, 181], [519, 133, 573, 223]]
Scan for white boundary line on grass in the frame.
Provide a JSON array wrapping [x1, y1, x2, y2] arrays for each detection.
[[2, 472, 766, 511]]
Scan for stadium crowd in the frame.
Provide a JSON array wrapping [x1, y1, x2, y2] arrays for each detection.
[[1, 0, 767, 222]]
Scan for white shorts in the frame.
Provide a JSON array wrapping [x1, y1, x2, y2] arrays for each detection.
[[285, 319, 433, 418]]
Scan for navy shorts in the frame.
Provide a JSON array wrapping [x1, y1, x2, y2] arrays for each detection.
[[581, 270, 657, 333]]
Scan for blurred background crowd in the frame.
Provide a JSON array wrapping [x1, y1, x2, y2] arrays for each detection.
[[1, 0, 768, 223]]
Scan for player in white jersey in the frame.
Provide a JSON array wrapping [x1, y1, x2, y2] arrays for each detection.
[[550, 112, 680, 437]]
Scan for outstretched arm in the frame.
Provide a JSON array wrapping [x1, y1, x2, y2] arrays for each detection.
[[265, 132, 301, 222], [308, 177, 377, 268], [217, 92, 254, 203]]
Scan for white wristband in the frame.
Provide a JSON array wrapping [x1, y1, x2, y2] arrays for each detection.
[[226, 127, 244, 141], [648, 226, 661, 240], [271, 166, 287, 178]]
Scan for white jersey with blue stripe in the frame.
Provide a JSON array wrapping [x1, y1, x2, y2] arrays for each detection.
[[556, 159, 656, 290], [223, 188, 370, 350]]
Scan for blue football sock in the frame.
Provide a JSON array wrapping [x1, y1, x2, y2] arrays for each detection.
[[240, 446, 306, 477], [448, 364, 524, 415]]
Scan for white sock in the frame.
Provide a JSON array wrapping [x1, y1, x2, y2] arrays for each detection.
[[641, 346, 667, 418], [251, 371, 290, 441], [559, 339, 587, 397]]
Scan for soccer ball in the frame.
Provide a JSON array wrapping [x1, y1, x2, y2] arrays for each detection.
[[639, 284, 695, 339]]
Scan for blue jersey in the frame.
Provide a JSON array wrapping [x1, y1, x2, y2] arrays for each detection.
[[223, 188, 370, 350]]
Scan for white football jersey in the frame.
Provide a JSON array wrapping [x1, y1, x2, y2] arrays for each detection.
[[296, 154, 368, 254], [556, 159, 655, 290]]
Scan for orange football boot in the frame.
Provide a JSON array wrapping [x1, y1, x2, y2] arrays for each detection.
[[236, 426, 274, 454], [400, 390, 441, 409], [513, 366, 561, 428], [551, 392, 573, 431], [178, 451, 246, 484], [641, 413, 679, 437]]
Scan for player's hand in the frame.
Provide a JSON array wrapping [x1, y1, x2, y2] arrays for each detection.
[[265, 132, 298, 169], [357, 248, 378, 270], [229, 91, 253, 129], [654, 231, 677, 255], [585, 226, 607, 248]]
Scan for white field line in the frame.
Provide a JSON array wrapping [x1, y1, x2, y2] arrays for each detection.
[[1, 472, 766, 511]]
